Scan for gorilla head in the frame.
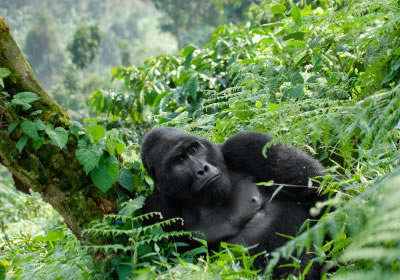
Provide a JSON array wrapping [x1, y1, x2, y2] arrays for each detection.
[[141, 127, 231, 204]]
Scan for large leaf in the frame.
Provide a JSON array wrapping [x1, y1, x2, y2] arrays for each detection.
[[91, 156, 119, 193], [87, 124, 105, 142], [21, 120, 40, 141], [10, 92, 40, 110], [7, 122, 18, 136], [0, 68, 11, 79], [0, 68, 11, 88], [16, 136, 28, 153], [287, 84, 304, 99], [119, 168, 134, 193], [271, 4, 286, 14], [46, 126, 68, 149], [290, 6, 302, 25], [75, 145, 102, 174]]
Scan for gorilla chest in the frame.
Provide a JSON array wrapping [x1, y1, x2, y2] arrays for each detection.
[[182, 176, 279, 246]]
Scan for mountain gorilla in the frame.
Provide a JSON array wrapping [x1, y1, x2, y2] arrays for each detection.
[[141, 127, 327, 279]]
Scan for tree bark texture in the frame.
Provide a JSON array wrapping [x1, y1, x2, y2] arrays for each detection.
[[0, 17, 117, 239]]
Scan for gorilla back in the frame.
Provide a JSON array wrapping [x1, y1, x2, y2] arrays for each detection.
[[141, 127, 326, 279]]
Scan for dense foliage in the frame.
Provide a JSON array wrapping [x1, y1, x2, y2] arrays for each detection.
[[1, 0, 400, 279]]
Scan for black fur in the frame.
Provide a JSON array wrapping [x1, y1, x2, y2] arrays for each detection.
[[141, 127, 326, 279]]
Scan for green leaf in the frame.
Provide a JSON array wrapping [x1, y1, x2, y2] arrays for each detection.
[[69, 120, 84, 137], [10, 92, 40, 110], [271, 4, 286, 14], [119, 168, 134, 193], [45, 127, 68, 149], [382, 58, 400, 84], [21, 120, 40, 141], [31, 110, 42, 116], [183, 45, 196, 70], [91, 157, 120, 193], [87, 124, 105, 142], [268, 103, 279, 112], [16, 136, 28, 153], [0, 68, 11, 79], [290, 6, 302, 25], [255, 101, 262, 108], [283, 32, 305, 41], [34, 119, 46, 131], [45, 230, 65, 242], [0, 261, 6, 280], [115, 142, 125, 155], [269, 185, 284, 202], [119, 196, 146, 216], [7, 122, 18, 136], [287, 85, 304, 98], [185, 75, 199, 100], [76, 145, 102, 174], [32, 137, 45, 150]]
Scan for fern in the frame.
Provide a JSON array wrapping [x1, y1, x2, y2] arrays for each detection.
[[82, 197, 191, 271]]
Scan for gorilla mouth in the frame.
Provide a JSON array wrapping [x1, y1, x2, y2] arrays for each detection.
[[202, 174, 221, 190]]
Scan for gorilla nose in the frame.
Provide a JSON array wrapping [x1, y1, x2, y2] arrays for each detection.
[[197, 164, 209, 176]]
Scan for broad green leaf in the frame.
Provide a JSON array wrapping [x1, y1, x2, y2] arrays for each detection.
[[21, 120, 40, 141], [34, 119, 46, 131], [287, 85, 304, 98], [46, 126, 68, 149], [119, 168, 134, 193], [7, 122, 18, 136], [17, 136, 28, 153], [115, 142, 125, 155], [10, 92, 40, 110], [45, 230, 65, 242], [106, 141, 116, 157], [91, 156, 119, 193], [87, 124, 105, 142], [268, 103, 279, 112], [0, 68, 11, 79], [271, 4, 286, 14], [119, 196, 146, 216], [290, 6, 302, 25], [255, 101, 262, 108], [76, 145, 102, 174], [69, 120, 84, 137]]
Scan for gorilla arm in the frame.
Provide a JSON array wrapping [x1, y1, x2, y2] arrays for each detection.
[[142, 191, 184, 232], [221, 131, 326, 202]]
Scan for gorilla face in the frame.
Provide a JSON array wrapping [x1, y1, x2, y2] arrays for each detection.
[[141, 127, 231, 204]]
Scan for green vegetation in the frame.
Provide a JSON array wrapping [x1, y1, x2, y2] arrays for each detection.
[[1, 0, 400, 279]]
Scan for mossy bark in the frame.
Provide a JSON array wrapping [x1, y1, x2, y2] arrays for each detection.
[[0, 17, 117, 239]]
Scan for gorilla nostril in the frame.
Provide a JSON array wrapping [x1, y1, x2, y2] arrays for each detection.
[[204, 165, 209, 172], [197, 170, 205, 176]]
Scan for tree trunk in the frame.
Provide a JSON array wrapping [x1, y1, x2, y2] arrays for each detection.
[[0, 17, 117, 239]]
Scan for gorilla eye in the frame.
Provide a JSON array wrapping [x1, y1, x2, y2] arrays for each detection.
[[176, 153, 186, 163], [188, 142, 200, 154]]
